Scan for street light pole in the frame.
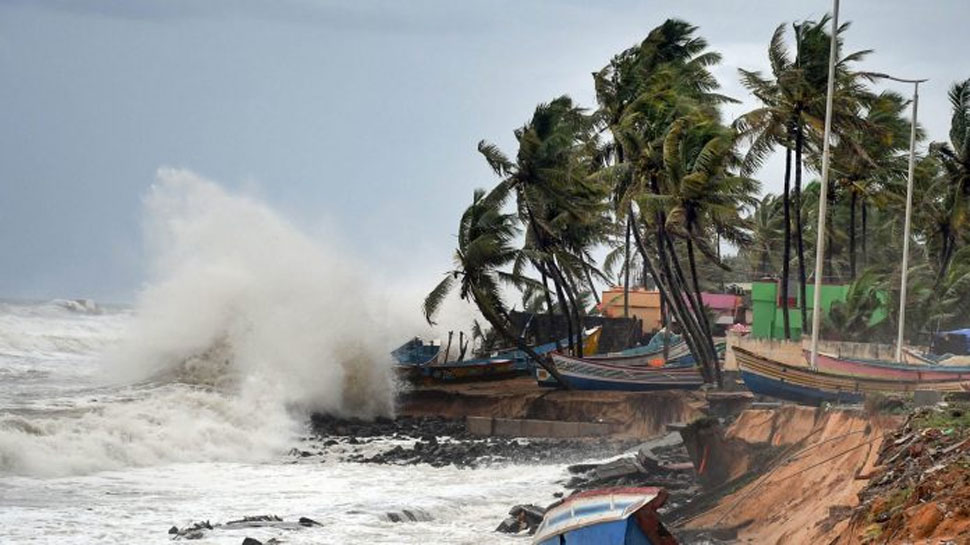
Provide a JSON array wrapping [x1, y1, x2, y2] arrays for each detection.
[[809, 0, 840, 370], [864, 75, 926, 361]]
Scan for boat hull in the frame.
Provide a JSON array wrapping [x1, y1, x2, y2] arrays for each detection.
[[538, 353, 704, 391], [809, 350, 970, 381], [735, 347, 970, 406], [417, 358, 519, 383]]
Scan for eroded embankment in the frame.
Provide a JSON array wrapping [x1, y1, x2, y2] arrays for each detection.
[[398, 378, 706, 438], [683, 406, 895, 544], [833, 404, 970, 544]]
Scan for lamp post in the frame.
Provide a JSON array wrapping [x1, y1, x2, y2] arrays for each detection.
[[867, 72, 927, 362], [809, 0, 840, 370]]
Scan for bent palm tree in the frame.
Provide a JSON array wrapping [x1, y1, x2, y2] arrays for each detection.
[[423, 189, 570, 387]]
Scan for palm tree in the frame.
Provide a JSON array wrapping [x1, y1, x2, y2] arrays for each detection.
[[747, 194, 784, 276], [928, 79, 970, 281], [423, 189, 569, 386], [737, 15, 871, 336], [478, 96, 607, 357]]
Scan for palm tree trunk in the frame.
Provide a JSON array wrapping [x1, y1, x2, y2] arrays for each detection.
[[629, 208, 714, 384], [861, 198, 868, 269], [658, 224, 717, 379], [795, 123, 808, 336], [624, 219, 631, 317], [584, 265, 601, 306], [782, 143, 793, 339], [669, 233, 720, 385], [548, 261, 575, 355], [470, 287, 570, 388], [539, 267, 561, 351], [555, 258, 586, 357], [849, 189, 857, 280]]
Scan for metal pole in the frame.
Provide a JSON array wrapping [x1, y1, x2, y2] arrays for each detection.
[[809, 0, 839, 369], [895, 81, 920, 362]]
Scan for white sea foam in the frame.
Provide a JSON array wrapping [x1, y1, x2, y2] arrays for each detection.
[[0, 168, 404, 477]]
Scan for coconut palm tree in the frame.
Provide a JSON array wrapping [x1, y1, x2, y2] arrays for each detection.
[[478, 96, 607, 357], [928, 79, 970, 281], [423, 189, 569, 386], [737, 15, 871, 336]]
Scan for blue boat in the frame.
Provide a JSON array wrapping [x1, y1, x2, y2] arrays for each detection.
[[532, 487, 678, 545], [391, 337, 441, 366]]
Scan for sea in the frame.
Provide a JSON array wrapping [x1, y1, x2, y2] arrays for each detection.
[[0, 170, 567, 544]]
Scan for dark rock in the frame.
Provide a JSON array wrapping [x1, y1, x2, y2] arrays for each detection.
[[168, 526, 179, 534], [298, 516, 322, 527], [385, 509, 433, 523], [495, 515, 523, 533], [241, 539, 262, 545]]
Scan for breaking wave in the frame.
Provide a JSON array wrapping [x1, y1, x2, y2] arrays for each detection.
[[0, 168, 398, 477]]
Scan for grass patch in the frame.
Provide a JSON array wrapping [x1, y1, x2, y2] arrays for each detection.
[[911, 404, 970, 430]]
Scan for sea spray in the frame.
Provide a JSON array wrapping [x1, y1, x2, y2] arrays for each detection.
[[109, 167, 395, 417], [0, 168, 401, 477]]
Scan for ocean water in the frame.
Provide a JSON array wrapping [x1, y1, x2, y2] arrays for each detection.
[[0, 170, 567, 544], [0, 301, 566, 544]]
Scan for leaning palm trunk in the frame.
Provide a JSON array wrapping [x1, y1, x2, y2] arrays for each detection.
[[629, 205, 718, 385], [539, 267, 562, 352], [470, 287, 571, 388], [552, 258, 585, 357], [794, 123, 808, 335], [666, 232, 720, 384]]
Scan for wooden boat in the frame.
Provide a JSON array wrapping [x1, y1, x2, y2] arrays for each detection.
[[391, 337, 440, 366], [532, 487, 678, 545], [417, 357, 519, 383], [590, 339, 726, 367], [806, 349, 970, 381], [537, 352, 704, 391], [496, 326, 603, 371], [734, 346, 970, 406]]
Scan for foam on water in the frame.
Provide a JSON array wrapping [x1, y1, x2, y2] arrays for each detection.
[[0, 168, 403, 478]]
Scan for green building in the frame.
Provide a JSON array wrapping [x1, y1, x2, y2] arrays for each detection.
[[750, 281, 887, 340]]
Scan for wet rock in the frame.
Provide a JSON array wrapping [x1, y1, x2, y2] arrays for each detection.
[[241, 538, 262, 545], [168, 526, 179, 535], [298, 516, 322, 527], [385, 509, 433, 523], [495, 515, 524, 533]]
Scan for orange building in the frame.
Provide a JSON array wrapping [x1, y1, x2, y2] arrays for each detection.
[[600, 287, 663, 332]]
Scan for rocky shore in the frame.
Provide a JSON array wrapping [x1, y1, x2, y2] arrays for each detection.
[[304, 413, 641, 468]]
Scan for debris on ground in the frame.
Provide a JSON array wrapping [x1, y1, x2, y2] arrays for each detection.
[[838, 403, 970, 544]]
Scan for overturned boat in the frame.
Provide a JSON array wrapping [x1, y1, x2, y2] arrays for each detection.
[[532, 487, 678, 545]]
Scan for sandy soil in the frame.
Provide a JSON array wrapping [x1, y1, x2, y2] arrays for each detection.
[[687, 407, 894, 544]]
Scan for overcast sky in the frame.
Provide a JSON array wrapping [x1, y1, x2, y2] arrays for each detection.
[[1, 0, 968, 302]]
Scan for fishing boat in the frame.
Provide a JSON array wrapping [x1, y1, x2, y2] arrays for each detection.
[[589, 339, 726, 367], [391, 337, 441, 366], [416, 357, 519, 383], [734, 346, 970, 406], [532, 487, 678, 545], [536, 352, 704, 391], [806, 349, 970, 381], [496, 326, 603, 371]]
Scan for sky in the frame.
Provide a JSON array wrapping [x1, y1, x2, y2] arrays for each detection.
[[1, 0, 968, 302]]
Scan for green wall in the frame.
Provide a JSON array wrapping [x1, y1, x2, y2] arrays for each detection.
[[750, 281, 852, 340]]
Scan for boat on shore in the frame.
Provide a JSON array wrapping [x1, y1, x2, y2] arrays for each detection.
[[806, 349, 970, 381], [537, 352, 704, 391], [734, 346, 970, 406], [532, 487, 678, 545], [590, 339, 726, 367], [415, 356, 519, 383]]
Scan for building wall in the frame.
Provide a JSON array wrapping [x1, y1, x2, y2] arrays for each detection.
[[750, 281, 853, 340], [600, 288, 662, 332]]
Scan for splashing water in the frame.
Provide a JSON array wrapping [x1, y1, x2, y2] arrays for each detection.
[[0, 168, 398, 477]]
